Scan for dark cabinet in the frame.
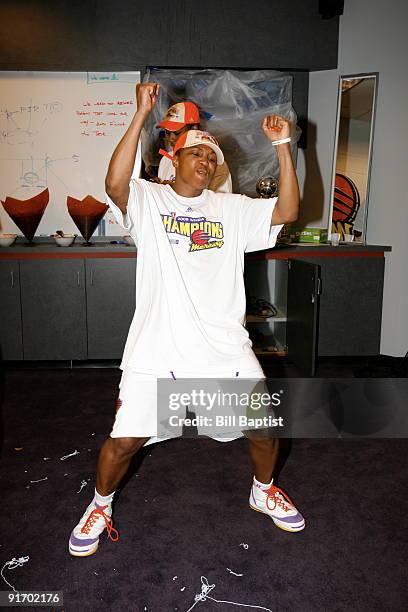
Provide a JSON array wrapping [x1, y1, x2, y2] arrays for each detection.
[[302, 256, 385, 357], [0, 261, 23, 360], [86, 259, 136, 359], [1, 244, 389, 365], [1, 255, 136, 361], [286, 256, 386, 374], [245, 247, 389, 376], [19, 260, 87, 360], [286, 259, 321, 377]]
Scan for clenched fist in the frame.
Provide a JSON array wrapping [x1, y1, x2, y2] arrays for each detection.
[[136, 82, 160, 115], [262, 115, 292, 143]]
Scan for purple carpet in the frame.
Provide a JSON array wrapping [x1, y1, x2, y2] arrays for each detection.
[[1, 366, 407, 611]]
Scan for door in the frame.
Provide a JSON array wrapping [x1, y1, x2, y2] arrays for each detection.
[[86, 259, 136, 359], [0, 261, 23, 360], [286, 259, 321, 376], [311, 257, 384, 356], [20, 260, 87, 360]]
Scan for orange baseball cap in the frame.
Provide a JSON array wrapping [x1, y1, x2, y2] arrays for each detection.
[[173, 130, 224, 165], [157, 101, 200, 131]]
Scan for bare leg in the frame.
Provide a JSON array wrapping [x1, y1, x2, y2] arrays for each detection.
[[246, 434, 279, 483], [95, 436, 149, 495]]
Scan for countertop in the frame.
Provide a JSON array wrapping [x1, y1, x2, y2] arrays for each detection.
[[0, 237, 392, 260]]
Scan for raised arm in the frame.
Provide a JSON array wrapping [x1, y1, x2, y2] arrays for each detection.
[[105, 83, 160, 213], [262, 115, 300, 225]]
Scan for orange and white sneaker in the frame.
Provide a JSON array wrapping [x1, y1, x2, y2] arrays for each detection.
[[249, 478, 305, 532], [69, 501, 119, 556]]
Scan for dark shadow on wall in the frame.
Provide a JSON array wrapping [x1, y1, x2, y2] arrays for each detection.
[[297, 121, 326, 228]]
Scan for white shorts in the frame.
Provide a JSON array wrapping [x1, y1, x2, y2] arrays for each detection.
[[110, 367, 265, 446]]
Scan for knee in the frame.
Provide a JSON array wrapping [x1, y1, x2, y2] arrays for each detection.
[[110, 436, 148, 457], [246, 433, 278, 449]]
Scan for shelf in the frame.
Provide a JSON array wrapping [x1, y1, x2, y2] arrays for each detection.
[[253, 335, 287, 357], [254, 348, 288, 357], [246, 307, 287, 323]]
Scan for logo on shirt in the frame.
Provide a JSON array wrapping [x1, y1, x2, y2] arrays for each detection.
[[161, 214, 224, 252]]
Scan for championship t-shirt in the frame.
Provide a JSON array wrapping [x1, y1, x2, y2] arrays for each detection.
[[106, 180, 282, 374]]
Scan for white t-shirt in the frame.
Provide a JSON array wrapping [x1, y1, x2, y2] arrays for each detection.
[[158, 154, 233, 193], [106, 180, 282, 375], [157, 155, 175, 182]]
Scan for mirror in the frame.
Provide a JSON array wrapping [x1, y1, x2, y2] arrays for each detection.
[[328, 73, 378, 243]]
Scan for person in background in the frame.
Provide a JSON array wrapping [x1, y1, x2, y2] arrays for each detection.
[[154, 101, 232, 193]]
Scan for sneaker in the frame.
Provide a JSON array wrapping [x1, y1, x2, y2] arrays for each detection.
[[69, 501, 119, 557], [249, 480, 305, 532]]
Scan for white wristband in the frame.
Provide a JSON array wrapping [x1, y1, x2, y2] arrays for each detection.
[[271, 137, 291, 146]]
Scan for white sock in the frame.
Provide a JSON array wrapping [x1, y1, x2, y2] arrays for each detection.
[[253, 476, 273, 489], [94, 488, 115, 507]]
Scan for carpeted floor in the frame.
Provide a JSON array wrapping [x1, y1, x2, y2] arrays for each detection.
[[0, 363, 407, 611]]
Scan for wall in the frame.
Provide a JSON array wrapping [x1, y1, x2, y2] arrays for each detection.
[[299, 0, 408, 356], [0, 1, 336, 148], [0, 0, 339, 71]]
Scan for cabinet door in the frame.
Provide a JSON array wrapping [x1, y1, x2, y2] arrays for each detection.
[[0, 261, 23, 360], [286, 259, 320, 376], [316, 257, 384, 356], [298, 256, 385, 356], [20, 260, 87, 360], [86, 259, 136, 359]]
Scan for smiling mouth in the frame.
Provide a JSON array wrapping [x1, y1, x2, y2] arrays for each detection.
[[196, 168, 209, 176]]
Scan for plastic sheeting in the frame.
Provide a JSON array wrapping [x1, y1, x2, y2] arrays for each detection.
[[142, 68, 300, 196]]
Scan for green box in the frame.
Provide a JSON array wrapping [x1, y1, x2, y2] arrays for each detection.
[[291, 227, 328, 243]]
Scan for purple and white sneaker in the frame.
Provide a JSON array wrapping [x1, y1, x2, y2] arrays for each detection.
[[249, 479, 305, 532], [69, 501, 119, 556]]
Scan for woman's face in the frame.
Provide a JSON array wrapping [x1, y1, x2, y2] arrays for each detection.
[[173, 145, 217, 191], [164, 124, 199, 151]]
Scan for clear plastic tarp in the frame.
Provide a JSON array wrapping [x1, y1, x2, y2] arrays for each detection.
[[141, 68, 300, 196]]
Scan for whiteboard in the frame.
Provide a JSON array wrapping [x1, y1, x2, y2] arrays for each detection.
[[0, 71, 140, 237]]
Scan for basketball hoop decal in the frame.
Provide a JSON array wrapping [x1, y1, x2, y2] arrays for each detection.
[[333, 173, 360, 223]]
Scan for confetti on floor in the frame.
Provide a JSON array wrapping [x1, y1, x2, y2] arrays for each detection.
[[184, 576, 272, 612], [77, 480, 88, 493], [1, 556, 29, 592], [226, 568, 243, 577], [60, 450, 80, 461]]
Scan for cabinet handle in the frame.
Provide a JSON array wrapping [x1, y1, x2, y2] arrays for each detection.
[[90, 270, 94, 286], [77, 271, 80, 287], [10, 270, 14, 287]]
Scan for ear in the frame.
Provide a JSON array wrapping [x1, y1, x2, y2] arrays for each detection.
[[172, 155, 179, 169]]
